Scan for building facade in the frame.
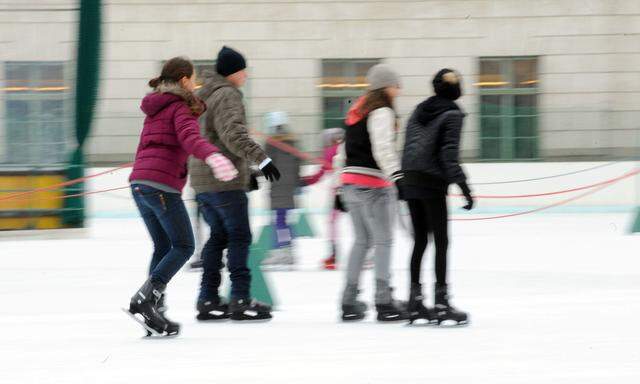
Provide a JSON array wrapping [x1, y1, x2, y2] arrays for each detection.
[[0, 0, 638, 166]]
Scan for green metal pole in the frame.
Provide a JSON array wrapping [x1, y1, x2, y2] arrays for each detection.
[[63, 0, 101, 228]]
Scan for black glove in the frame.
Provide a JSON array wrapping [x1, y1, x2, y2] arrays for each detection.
[[334, 194, 347, 212], [458, 181, 474, 211], [249, 173, 259, 191], [392, 171, 405, 201], [260, 159, 281, 182]]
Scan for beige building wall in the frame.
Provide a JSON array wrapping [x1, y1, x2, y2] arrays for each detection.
[[0, 0, 638, 164]]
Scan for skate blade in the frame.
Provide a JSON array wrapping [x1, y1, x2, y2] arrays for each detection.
[[121, 308, 164, 337], [407, 318, 438, 326], [261, 264, 295, 272], [377, 314, 410, 323], [230, 312, 273, 322], [341, 313, 366, 322], [230, 317, 273, 323], [196, 313, 231, 322], [435, 319, 470, 327]]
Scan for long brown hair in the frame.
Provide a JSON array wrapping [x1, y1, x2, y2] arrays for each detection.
[[148, 57, 203, 115], [360, 88, 393, 115]]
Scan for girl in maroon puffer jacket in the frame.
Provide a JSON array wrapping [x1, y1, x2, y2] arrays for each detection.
[[125, 57, 237, 337]]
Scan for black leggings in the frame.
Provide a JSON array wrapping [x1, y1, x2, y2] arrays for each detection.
[[407, 196, 449, 286]]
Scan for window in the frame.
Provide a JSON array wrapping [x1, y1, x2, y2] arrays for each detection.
[[319, 59, 380, 129], [3, 62, 71, 165], [477, 57, 539, 160]]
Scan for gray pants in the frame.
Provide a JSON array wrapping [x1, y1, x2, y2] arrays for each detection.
[[342, 185, 395, 304]]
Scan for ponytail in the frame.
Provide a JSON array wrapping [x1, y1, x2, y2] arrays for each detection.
[[148, 76, 162, 88]]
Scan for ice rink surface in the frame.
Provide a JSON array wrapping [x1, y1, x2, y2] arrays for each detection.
[[1, 212, 639, 384]]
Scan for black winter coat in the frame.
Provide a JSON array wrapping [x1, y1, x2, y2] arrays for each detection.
[[401, 96, 467, 186]]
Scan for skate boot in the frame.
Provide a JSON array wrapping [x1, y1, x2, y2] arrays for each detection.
[[434, 284, 469, 326], [125, 278, 178, 336], [196, 297, 230, 321], [407, 283, 436, 324], [341, 284, 367, 321], [322, 255, 336, 271], [261, 246, 295, 271], [375, 279, 409, 322], [156, 293, 181, 335], [188, 259, 203, 271], [229, 298, 273, 321]]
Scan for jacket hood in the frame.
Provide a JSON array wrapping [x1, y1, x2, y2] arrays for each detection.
[[415, 95, 463, 126], [345, 96, 368, 126], [140, 82, 195, 117], [197, 70, 235, 101]]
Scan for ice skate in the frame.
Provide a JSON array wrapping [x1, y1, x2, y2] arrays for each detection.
[[229, 298, 273, 321], [433, 284, 469, 326], [196, 297, 230, 321], [375, 280, 409, 322], [407, 283, 436, 325], [124, 279, 180, 337], [322, 254, 336, 270], [261, 246, 295, 271], [341, 284, 367, 321]]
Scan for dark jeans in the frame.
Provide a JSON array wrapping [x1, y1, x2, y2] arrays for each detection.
[[131, 184, 195, 285], [196, 190, 252, 301], [407, 196, 449, 286]]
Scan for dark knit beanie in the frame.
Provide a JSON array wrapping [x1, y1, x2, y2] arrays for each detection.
[[216, 46, 246, 77], [433, 68, 462, 100]]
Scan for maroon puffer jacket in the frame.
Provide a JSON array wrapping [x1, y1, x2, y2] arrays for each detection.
[[129, 87, 218, 192]]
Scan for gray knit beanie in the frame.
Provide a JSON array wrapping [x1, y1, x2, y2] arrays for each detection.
[[366, 64, 401, 91]]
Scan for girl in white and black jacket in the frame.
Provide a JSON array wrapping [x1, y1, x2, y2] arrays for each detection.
[[401, 69, 474, 325], [335, 64, 407, 322]]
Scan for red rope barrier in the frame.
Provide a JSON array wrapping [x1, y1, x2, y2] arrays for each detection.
[[61, 185, 131, 199], [450, 168, 640, 199], [0, 162, 134, 202], [450, 168, 639, 221]]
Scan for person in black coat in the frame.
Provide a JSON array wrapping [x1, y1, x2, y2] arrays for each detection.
[[400, 68, 473, 325]]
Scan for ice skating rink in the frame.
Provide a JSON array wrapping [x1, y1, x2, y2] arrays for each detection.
[[1, 210, 639, 384]]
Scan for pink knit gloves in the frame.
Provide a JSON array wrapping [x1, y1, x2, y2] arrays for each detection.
[[205, 153, 238, 182]]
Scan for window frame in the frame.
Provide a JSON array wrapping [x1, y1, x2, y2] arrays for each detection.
[[319, 59, 381, 130], [3, 61, 71, 166], [478, 56, 540, 161]]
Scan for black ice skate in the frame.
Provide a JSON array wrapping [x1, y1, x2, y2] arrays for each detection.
[[375, 301, 409, 322], [374, 280, 409, 322], [433, 284, 469, 326], [123, 279, 179, 337], [407, 283, 436, 325], [341, 284, 367, 321], [341, 300, 367, 321], [187, 258, 204, 271], [196, 297, 230, 321], [156, 294, 180, 335], [229, 298, 272, 321]]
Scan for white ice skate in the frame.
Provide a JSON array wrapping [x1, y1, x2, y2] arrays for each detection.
[[261, 246, 296, 271]]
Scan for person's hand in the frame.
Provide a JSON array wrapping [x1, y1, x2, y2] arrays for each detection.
[[458, 181, 474, 211], [334, 194, 347, 212], [392, 171, 405, 201], [260, 158, 281, 182], [205, 153, 238, 182], [249, 173, 259, 191]]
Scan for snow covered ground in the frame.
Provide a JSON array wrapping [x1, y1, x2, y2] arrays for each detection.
[[1, 211, 639, 384]]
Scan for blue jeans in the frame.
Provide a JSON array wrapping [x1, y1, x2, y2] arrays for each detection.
[[196, 190, 252, 300], [131, 184, 195, 285]]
